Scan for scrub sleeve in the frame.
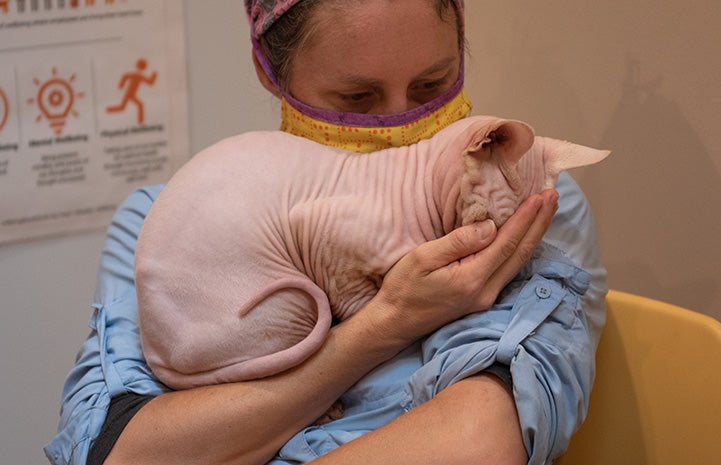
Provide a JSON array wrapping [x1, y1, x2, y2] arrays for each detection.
[[44, 186, 169, 465]]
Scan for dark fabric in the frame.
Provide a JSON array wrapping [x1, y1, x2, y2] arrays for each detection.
[[86, 393, 155, 465], [485, 362, 513, 389]]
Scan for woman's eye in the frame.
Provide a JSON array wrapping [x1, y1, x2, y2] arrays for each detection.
[[417, 79, 448, 93], [341, 92, 372, 102], [337, 92, 375, 112], [410, 79, 449, 103], [421, 81, 442, 90]]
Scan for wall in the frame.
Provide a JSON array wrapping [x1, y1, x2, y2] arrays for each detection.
[[464, 1, 721, 318], [1, 1, 718, 464]]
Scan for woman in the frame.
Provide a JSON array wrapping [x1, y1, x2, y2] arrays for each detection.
[[45, 1, 606, 464]]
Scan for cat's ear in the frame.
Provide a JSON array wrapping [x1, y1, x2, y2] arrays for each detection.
[[466, 120, 535, 165], [539, 137, 611, 177]]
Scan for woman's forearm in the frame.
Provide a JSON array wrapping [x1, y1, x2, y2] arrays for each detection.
[[104, 309, 404, 465], [308, 373, 527, 465]]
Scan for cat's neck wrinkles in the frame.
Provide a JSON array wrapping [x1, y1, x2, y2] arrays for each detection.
[[430, 142, 466, 235]]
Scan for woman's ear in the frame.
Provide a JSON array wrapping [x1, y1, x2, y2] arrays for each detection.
[[252, 50, 282, 98]]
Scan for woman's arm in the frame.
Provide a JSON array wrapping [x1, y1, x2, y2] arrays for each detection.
[[308, 373, 527, 465], [103, 190, 558, 465]]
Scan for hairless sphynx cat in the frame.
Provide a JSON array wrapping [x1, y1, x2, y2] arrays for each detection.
[[135, 115, 609, 390]]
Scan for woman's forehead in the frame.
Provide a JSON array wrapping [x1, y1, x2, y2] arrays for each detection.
[[290, 0, 460, 83]]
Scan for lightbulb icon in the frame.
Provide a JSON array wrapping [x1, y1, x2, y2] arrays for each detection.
[[27, 68, 85, 135]]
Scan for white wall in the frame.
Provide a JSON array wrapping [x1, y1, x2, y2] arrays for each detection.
[[2, 1, 719, 464]]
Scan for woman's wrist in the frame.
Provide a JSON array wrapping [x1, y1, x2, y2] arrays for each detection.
[[328, 299, 412, 370], [347, 292, 436, 360]]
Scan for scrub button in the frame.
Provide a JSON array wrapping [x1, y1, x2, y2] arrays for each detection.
[[535, 285, 551, 299]]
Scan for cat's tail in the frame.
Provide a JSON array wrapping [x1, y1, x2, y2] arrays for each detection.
[[232, 277, 333, 378]]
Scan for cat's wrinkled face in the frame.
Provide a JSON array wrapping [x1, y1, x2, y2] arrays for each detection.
[[458, 128, 526, 226], [455, 120, 610, 227]]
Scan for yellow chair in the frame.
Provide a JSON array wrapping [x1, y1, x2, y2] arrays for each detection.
[[556, 290, 721, 465]]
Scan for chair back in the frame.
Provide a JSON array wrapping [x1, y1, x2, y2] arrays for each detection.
[[555, 290, 721, 465]]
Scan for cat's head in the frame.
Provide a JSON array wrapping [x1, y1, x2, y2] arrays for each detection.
[[450, 116, 610, 227]]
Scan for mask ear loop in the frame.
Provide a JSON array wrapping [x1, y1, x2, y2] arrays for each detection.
[[251, 36, 281, 88]]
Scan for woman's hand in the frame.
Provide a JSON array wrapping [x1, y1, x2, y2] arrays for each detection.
[[365, 189, 559, 346]]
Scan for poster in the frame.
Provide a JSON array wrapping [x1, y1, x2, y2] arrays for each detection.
[[0, 0, 189, 243]]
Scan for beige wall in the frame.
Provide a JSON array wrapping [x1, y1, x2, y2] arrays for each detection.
[[464, 2, 721, 320]]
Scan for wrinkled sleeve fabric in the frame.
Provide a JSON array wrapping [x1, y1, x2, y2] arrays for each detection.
[[44, 186, 169, 465], [405, 172, 607, 465]]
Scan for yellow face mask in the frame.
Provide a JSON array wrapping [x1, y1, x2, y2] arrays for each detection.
[[280, 90, 473, 153]]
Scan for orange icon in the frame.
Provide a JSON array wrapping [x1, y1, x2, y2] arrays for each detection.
[[27, 68, 85, 136], [0, 87, 8, 133], [0, 1, 8, 14], [106, 58, 157, 125]]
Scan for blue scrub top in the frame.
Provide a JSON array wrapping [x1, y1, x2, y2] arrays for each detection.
[[44, 172, 607, 465]]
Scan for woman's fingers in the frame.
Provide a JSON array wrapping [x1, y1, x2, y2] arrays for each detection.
[[411, 219, 497, 273], [482, 189, 559, 299], [450, 189, 557, 310]]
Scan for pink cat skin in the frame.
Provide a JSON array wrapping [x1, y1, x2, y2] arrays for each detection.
[[135, 115, 609, 389]]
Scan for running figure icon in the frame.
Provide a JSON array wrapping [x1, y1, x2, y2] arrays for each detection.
[[106, 58, 157, 125]]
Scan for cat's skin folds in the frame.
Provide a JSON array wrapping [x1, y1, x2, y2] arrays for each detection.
[[135, 115, 610, 389]]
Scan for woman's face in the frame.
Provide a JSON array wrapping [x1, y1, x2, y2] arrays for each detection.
[[286, 0, 460, 115]]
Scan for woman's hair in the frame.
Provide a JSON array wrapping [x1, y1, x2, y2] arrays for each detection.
[[258, 0, 463, 89]]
